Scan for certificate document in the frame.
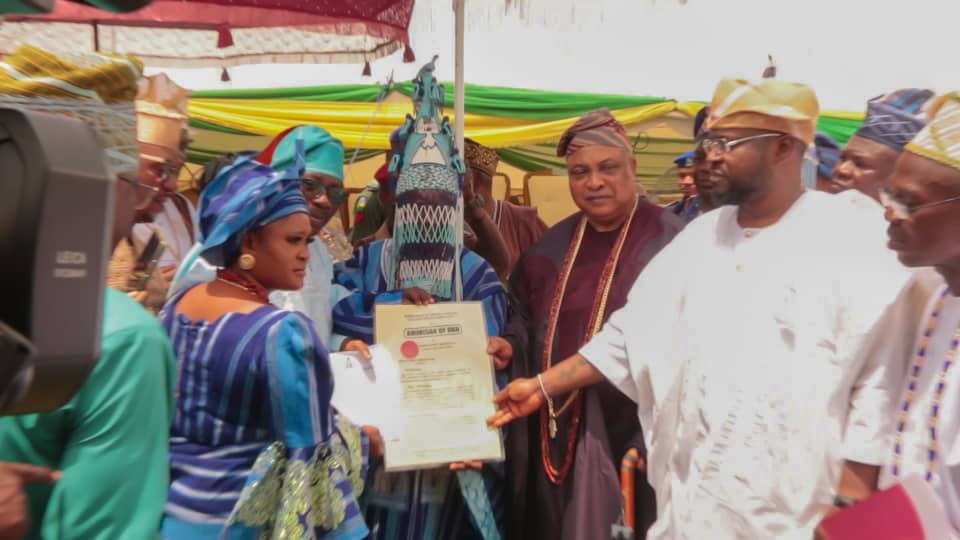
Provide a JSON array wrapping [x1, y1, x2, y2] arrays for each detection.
[[375, 301, 504, 471]]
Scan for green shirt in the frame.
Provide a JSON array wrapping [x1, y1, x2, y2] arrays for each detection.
[[0, 289, 176, 540]]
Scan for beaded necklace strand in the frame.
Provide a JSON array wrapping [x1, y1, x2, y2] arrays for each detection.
[[216, 269, 270, 304], [892, 288, 960, 482], [539, 197, 638, 485]]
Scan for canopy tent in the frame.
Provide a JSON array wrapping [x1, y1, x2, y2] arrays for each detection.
[[183, 81, 865, 195], [3, 0, 151, 14], [0, 0, 416, 67]]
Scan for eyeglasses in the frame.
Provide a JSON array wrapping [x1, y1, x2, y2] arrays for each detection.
[[302, 178, 347, 205], [117, 172, 161, 193], [699, 133, 783, 157], [880, 189, 960, 220]]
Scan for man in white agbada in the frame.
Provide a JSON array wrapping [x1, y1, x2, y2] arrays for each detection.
[[878, 92, 960, 537], [489, 78, 916, 539], [132, 74, 196, 274]]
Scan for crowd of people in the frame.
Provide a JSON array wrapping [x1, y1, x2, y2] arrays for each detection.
[[0, 41, 958, 540]]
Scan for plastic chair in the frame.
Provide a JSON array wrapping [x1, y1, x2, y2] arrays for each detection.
[[491, 172, 511, 200], [523, 169, 579, 227]]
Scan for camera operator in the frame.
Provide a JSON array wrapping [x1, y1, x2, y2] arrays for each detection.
[[0, 46, 176, 540]]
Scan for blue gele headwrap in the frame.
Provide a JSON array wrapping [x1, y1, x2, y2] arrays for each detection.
[[197, 140, 308, 267]]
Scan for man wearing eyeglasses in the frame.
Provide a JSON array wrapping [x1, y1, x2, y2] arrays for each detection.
[[489, 78, 916, 539], [106, 102, 188, 312], [257, 125, 368, 357], [875, 92, 960, 537], [131, 75, 198, 279], [125, 88, 196, 310]]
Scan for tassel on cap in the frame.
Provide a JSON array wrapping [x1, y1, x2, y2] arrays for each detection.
[[762, 54, 777, 79]]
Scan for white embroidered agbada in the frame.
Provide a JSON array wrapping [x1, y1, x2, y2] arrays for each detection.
[[580, 190, 915, 539], [879, 277, 960, 539], [132, 194, 197, 268]]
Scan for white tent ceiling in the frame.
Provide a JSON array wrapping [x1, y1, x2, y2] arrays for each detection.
[[148, 0, 960, 111]]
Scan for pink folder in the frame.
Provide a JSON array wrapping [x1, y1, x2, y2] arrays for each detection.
[[819, 475, 951, 540]]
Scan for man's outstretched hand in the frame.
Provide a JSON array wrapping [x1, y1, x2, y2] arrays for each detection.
[[487, 377, 544, 428]]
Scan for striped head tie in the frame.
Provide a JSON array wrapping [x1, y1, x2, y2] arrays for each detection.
[[855, 88, 935, 151], [557, 108, 632, 157], [906, 92, 960, 172]]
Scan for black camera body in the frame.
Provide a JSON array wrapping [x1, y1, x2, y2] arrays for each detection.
[[0, 107, 114, 414]]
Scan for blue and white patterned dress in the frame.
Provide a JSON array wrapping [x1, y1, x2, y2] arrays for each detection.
[[160, 288, 369, 540]]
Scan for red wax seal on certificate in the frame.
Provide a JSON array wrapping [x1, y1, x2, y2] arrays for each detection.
[[400, 340, 420, 359]]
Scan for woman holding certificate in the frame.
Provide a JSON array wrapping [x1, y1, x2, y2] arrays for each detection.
[[159, 141, 378, 540]]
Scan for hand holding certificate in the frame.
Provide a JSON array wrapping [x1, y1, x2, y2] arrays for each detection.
[[329, 345, 404, 440], [374, 301, 504, 471]]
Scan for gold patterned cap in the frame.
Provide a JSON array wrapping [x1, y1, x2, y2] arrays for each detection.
[[464, 138, 499, 176], [905, 92, 960, 171], [707, 78, 820, 145], [0, 45, 142, 174], [137, 101, 186, 163], [137, 73, 189, 115], [136, 73, 188, 163]]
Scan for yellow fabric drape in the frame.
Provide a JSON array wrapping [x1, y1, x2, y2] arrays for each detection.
[[188, 98, 682, 149], [820, 110, 865, 121], [675, 101, 706, 118]]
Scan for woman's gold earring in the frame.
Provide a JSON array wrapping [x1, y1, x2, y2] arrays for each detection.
[[238, 253, 256, 271]]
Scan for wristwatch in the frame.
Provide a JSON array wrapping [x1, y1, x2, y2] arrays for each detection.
[[833, 495, 859, 508], [466, 193, 485, 212]]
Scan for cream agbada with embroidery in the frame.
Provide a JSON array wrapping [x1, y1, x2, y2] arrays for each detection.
[[581, 190, 915, 539], [879, 283, 960, 539]]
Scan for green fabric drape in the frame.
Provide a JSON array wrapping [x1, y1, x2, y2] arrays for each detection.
[[817, 116, 864, 147], [188, 82, 865, 175], [189, 118, 253, 136], [395, 83, 666, 119], [192, 82, 667, 120], [191, 84, 385, 103]]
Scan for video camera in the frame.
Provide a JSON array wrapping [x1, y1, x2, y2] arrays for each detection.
[[0, 107, 115, 414]]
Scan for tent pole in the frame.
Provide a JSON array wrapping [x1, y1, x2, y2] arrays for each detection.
[[453, 0, 466, 302], [454, 0, 465, 155]]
